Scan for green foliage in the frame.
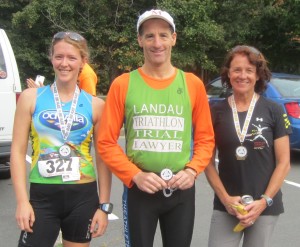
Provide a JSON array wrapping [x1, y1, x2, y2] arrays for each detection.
[[247, 0, 300, 73], [159, 0, 225, 76], [1, 0, 300, 93]]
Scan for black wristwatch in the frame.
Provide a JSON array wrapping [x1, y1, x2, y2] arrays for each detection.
[[261, 194, 273, 207], [99, 203, 113, 214]]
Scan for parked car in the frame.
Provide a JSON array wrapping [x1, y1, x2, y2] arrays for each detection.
[[206, 73, 300, 150], [0, 29, 22, 179]]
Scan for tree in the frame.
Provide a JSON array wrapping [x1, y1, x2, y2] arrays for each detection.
[[248, 0, 300, 73], [4, 0, 300, 93], [158, 0, 225, 81], [213, 0, 300, 73], [10, 0, 156, 93]]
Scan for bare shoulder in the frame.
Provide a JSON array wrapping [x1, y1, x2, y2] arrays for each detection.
[[20, 87, 37, 97], [92, 96, 105, 117], [92, 96, 105, 108], [18, 88, 37, 105], [16, 88, 38, 115]]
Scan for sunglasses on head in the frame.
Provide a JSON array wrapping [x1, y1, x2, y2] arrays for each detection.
[[52, 32, 85, 42], [232, 45, 261, 56]]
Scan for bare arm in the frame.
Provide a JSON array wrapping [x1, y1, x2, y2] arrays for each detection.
[[262, 135, 290, 199], [204, 149, 241, 216], [90, 97, 112, 237], [242, 135, 291, 222], [10, 88, 37, 232]]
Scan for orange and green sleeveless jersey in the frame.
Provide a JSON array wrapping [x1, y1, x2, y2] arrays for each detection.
[[98, 68, 215, 187], [125, 69, 192, 173]]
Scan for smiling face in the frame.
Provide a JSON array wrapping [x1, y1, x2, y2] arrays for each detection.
[[138, 18, 176, 68], [228, 54, 259, 96], [51, 40, 85, 84]]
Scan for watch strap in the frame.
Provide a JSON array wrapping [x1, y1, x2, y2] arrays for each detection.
[[99, 203, 113, 214], [261, 194, 273, 206]]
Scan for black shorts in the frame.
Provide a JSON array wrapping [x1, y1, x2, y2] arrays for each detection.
[[123, 184, 195, 247], [18, 182, 98, 247]]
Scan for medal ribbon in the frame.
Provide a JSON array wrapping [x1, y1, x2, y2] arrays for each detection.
[[53, 82, 80, 141], [231, 93, 257, 144]]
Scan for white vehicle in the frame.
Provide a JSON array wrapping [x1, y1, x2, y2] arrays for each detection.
[[0, 29, 22, 179]]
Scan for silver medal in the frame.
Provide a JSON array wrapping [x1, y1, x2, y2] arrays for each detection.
[[160, 169, 177, 197], [59, 144, 71, 159], [160, 168, 173, 181], [231, 94, 257, 161], [163, 187, 177, 197], [235, 146, 247, 160]]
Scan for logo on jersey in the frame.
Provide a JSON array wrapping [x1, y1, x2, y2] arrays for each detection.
[[283, 113, 291, 129], [246, 116, 269, 150], [39, 110, 87, 131]]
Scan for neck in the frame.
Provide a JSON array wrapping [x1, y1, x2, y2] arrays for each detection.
[[231, 92, 257, 112], [53, 81, 78, 102], [141, 63, 175, 79]]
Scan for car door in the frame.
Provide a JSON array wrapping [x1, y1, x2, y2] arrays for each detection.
[[0, 29, 21, 178]]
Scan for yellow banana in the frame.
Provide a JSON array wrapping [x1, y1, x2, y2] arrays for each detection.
[[230, 204, 248, 232]]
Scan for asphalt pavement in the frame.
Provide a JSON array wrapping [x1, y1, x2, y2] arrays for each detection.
[[0, 140, 299, 247]]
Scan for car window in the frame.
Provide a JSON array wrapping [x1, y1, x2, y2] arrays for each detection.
[[206, 79, 223, 98], [0, 44, 7, 79], [271, 78, 300, 98]]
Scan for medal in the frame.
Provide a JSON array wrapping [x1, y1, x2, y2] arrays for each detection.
[[59, 144, 71, 159], [231, 94, 258, 161], [235, 146, 247, 160], [163, 188, 177, 197], [53, 82, 79, 160], [160, 168, 173, 181], [160, 168, 177, 197]]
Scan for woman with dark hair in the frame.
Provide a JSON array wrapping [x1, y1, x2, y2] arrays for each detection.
[[205, 45, 291, 247]]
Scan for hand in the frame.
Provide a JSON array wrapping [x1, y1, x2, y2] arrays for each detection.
[[167, 169, 196, 190], [237, 198, 266, 227], [90, 209, 108, 238], [222, 196, 243, 216], [132, 171, 167, 194], [15, 201, 35, 233], [26, 78, 42, 88]]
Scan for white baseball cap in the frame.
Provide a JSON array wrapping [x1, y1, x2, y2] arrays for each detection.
[[137, 9, 175, 33]]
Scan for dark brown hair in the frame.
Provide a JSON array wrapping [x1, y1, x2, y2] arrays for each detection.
[[220, 45, 271, 93]]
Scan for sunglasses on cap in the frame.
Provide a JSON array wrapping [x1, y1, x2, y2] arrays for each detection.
[[52, 32, 85, 42]]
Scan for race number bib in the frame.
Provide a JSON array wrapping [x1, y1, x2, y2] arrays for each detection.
[[38, 157, 80, 182]]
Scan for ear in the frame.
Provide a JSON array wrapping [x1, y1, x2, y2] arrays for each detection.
[[256, 73, 260, 81], [172, 32, 177, 46], [81, 58, 87, 69], [137, 34, 143, 48]]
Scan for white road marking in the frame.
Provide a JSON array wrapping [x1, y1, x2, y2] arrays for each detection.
[[284, 180, 300, 188]]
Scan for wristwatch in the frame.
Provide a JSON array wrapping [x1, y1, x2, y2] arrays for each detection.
[[99, 203, 113, 214], [261, 194, 273, 207]]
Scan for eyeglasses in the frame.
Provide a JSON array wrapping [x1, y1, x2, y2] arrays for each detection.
[[52, 32, 85, 42], [231, 45, 261, 56]]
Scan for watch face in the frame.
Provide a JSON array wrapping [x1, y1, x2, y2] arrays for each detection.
[[261, 195, 273, 206], [100, 203, 113, 214], [267, 198, 273, 206]]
